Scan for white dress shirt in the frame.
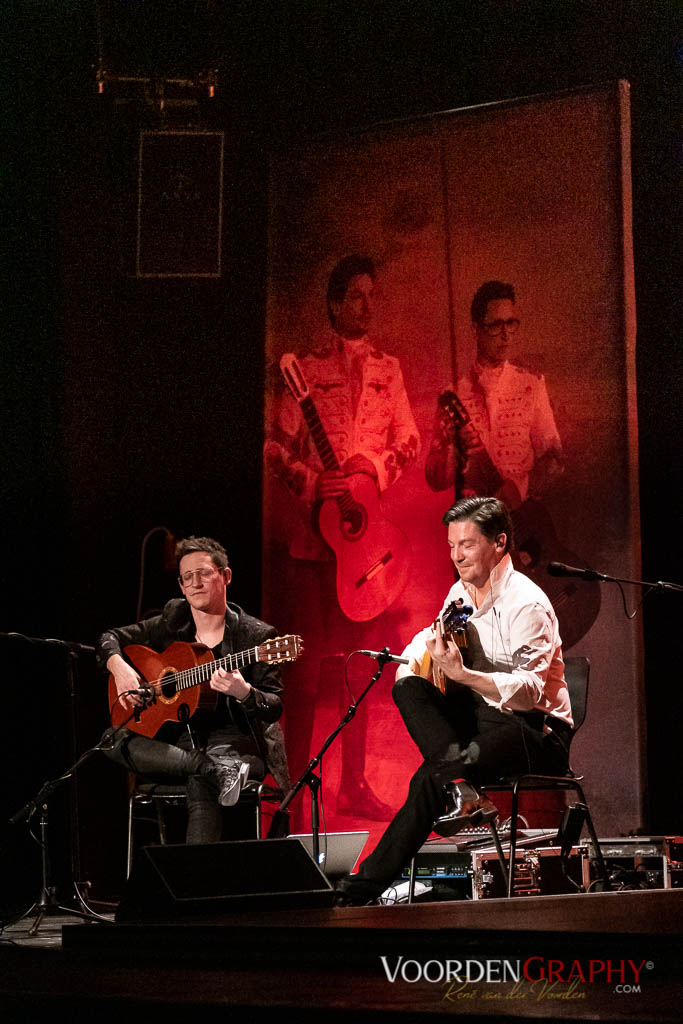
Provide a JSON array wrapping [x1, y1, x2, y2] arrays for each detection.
[[398, 553, 573, 727]]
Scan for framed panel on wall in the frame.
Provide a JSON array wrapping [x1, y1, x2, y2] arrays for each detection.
[[136, 129, 224, 278]]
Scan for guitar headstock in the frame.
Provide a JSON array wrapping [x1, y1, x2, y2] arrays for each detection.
[[280, 354, 310, 403], [258, 634, 304, 664], [438, 390, 470, 427], [440, 599, 473, 639]]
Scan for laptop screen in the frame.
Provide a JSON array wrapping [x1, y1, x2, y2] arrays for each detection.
[[289, 831, 369, 879]]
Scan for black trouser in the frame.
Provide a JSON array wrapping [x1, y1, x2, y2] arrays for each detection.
[[353, 674, 570, 892], [99, 725, 265, 844]]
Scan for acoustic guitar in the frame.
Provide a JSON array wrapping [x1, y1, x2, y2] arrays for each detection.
[[280, 353, 412, 622], [108, 635, 302, 738], [437, 390, 601, 650]]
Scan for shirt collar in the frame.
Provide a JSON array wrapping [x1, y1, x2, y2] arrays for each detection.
[[461, 552, 513, 610], [337, 333, 371, 358], [473, 358, 509, 383]]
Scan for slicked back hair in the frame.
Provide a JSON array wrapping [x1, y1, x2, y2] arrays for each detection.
[[442, 497, 514, 553]]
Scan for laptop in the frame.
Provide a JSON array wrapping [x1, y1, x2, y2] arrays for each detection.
[[289, 831, 369, 879]]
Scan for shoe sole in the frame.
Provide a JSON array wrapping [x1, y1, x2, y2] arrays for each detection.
[[219, 762, 250, 807], [432, 805, 499, 838]]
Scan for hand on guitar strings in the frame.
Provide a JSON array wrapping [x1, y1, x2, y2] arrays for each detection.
[[210, 666, 252, 702], [314, 454, 378, 499], [455, 421, 485, 460], [425, 617, 466, 686]]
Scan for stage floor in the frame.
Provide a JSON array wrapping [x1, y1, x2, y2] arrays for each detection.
[[1, 888, 682, 1022]]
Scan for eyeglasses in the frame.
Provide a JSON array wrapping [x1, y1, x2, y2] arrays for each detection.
[[481, 317, 520, 337], [178, 566, 220, 586]]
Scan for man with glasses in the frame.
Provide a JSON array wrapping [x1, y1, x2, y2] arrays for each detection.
[[97, 536, 289, 844], [426, 280, 563, 504]]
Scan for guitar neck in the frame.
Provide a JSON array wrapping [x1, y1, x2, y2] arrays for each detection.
[[299, 396, 341, 473], [440, 391, 504, 496], [299, 396, 361, 516], [167, 647, 259, 695], [281, 354, 357, 513]]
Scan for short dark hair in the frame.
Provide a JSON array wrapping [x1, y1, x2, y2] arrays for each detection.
[[326, 254, 376, 326], [471, 281, 515, 325], [175, 536, 229, 570], [442, 497, 514, 553]]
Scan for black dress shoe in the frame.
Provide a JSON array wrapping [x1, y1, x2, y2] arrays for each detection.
[[432, 780, 499, 838], [337, 778, 393, 820], [334, 875, 383, 907]]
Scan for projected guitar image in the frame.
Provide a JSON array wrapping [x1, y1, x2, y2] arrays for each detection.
[[438, 390, 601, 649], [280, 353, 411, 622]]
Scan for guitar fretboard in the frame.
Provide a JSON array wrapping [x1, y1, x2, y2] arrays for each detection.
[[156, 647, 260, 694], [299, 396, 358, 517]]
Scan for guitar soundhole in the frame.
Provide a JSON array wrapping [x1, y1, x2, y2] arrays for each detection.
[[342, 505, 366, 540], [159, 671, 178, 699]]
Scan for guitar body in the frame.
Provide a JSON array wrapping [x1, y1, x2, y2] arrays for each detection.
[[108, 642, 216, 738], [280, 353, 412, 622], [317, 473, 412, 621], [108, 634, 302, 738]]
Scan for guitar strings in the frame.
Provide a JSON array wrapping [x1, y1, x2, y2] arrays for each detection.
[[131, 639, 298, 695]]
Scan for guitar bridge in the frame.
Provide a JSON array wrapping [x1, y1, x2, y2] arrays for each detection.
[[355, 550, 392, 588]]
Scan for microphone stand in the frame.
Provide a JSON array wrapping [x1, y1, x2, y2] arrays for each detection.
[[586, 571, 682, 592], [5, 691, 150, 933], [547, 566, 682, 592], [267, 648, 396, 864]]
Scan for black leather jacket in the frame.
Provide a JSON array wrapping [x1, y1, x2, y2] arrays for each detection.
[[97, 598, 288, 783]]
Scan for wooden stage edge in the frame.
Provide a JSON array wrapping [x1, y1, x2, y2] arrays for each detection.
[[2, 890, 681, 1023], [190, 885, 682, 933], [65, 885, 683, 935]]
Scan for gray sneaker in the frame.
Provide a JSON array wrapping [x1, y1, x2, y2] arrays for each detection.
[[210, 756, 250, 807]]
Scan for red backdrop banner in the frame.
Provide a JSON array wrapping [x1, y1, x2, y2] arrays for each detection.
[[262, 83, 642, 855]]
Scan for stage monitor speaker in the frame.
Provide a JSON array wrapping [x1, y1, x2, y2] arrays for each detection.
[[116, 838, 335, 922]]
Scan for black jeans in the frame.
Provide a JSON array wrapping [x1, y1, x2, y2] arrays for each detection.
[[100, 725, 265, 844], [353, 674, 570, 893]]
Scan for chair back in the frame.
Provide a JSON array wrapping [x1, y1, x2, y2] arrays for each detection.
[[563, 656, 590, 733]]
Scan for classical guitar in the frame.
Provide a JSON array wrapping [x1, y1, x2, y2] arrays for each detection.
[[108, 635, 303, 738], [280, 353, 411, 622], [417, 599, 473, 694], [437, 390, 601, 650]]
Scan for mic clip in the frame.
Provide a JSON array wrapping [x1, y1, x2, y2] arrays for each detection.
[[357, 647, 410, 665]]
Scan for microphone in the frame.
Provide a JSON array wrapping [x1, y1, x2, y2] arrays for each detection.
[[357, 647, 410, 665], [547, 562, 611, 582], [127, 685, 157, 698]]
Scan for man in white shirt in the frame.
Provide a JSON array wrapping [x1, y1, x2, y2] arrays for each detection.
[[335, 496, 572, 905]]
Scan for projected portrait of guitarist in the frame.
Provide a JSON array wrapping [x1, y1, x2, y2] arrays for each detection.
[[426, 280, 564, 505], [264, 254, 420, 820], [425, 281, 600, 650]]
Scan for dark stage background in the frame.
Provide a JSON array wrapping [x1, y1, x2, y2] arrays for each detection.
[[3, 0, 682, 901]]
